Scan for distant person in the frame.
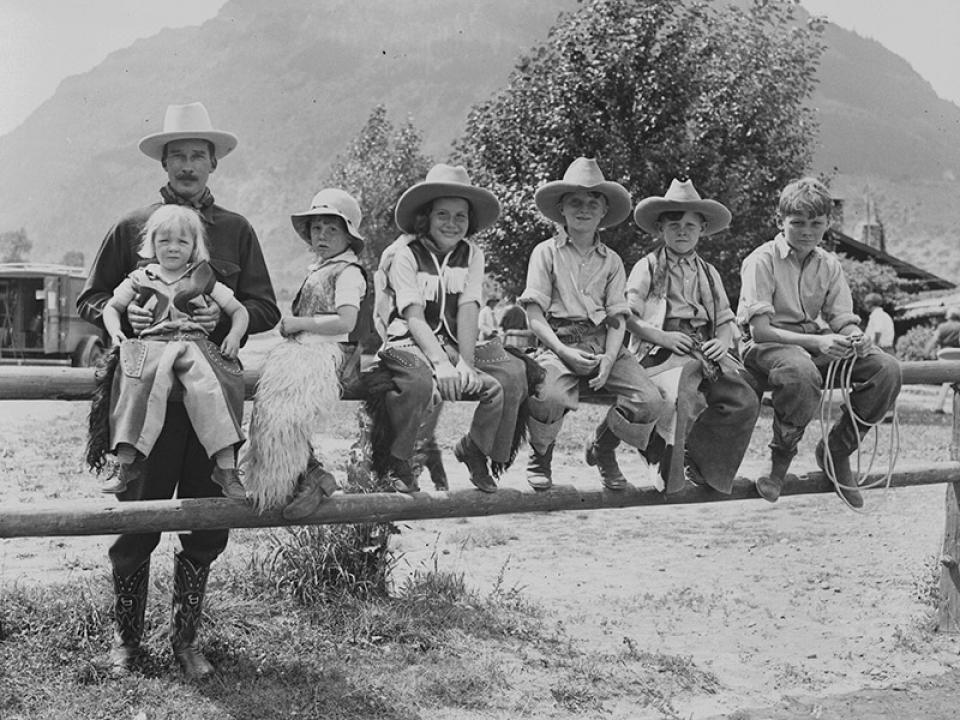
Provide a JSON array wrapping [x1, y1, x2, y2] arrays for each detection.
[[520, 157, 665, 491], [242, 189, 367, 519], [78, 102, 280, 680], [478, 296, 500, 340], [626, 179, 760, 494], [499, 293, 528, 332], [98, 205, 249, 499], [737, 178, 901, 509], [926, 306, 960, 413], [863, 292, 895, 354]]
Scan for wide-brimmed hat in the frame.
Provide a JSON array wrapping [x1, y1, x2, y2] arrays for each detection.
[[394, 164, 500, 235], [138, 102, 238, 161], [291, 188, 364, 254], [534, 157, 632, 229], [633, 179, 731, 236]]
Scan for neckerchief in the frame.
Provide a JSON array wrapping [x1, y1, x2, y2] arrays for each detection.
[[159, 184, 215, 220]]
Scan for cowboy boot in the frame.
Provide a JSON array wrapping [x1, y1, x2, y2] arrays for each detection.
[[105, 559, 150, 677], [755, 447, 796, 503], [282, 456, 338, 521], [170, 553, 215, 680], [387, 456, 420, 493], [815, 418, 866, 509], [527, 443, 554, 491], [453, 435, 497, 493], [417, 437, 449, 491], [585, 421, 626, 490]]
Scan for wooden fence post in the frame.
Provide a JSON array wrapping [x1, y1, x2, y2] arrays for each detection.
[[937, 383, 960, 633]]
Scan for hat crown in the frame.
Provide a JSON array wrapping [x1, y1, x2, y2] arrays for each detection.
[[308, 188, 362, 230], [423, 163, 474, 187], [663, 179, 704, 203], [161, 102, 217, 135], [560, 157, 609, 188]]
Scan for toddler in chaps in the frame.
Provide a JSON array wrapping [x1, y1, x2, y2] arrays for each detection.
[[100, 204, 249, 499], [626, 179, 760, 493], [370, 164, 531, 494], [737, 177, 902, 508], [520, 157, 666, 491], [241, 189, 367, 520]]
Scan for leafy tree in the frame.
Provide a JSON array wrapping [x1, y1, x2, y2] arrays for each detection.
[[323, 105, 432, 274], [838, 255, 905, 316], [0, 228, 31, 263], [452, 0, 825, 300], [60, 250, 85, 268]]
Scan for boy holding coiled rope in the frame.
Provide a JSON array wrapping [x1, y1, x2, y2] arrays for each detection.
[[737, 178, 901, 508]]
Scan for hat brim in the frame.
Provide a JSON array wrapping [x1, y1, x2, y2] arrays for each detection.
[[633, 198, 732, 236], [534, 180, 632, 229], [291, 209, 365, 254], [394, 183, 500, 235], [138, 130, 239, 161]]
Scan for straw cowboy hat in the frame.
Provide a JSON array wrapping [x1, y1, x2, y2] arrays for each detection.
[[633, 179, 732, 236], [138, 102, 239, 161], [534, 157, 632, 229], [394, 164, 500, 235], [291, 188, 365, 254]]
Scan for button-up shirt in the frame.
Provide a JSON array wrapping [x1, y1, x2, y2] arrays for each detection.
[[737, 233, 859, 334], [520, 230, 629, 324], [664, 249, 708, 325]]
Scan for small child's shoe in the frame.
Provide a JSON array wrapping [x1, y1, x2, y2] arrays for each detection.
[[101, 459, 144, 494], [212, 466, 247, 500]]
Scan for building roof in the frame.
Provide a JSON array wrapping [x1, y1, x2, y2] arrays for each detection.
[[824, 229, 955, 292]]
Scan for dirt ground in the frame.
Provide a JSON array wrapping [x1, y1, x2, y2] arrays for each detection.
[[2, 355, 960, 717]]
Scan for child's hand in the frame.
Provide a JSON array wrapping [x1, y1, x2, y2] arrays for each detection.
[[110, 332, 127, 347], [816, 333, 853, 360], [587, 353, 615, 391], [220, 335, 240, 360], [279, 317, 301, 338], [660, 331, 695, 356], [699, 338, 726, 362], [560, 346, 600, 376], [434, 358, 461, 400], [455, 357, 483, 397]]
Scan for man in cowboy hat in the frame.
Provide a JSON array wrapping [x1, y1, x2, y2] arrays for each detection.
[[78, 101, 280, 679], [626, 179, 760, 494], [519, 157, 665, 491], [737, 177, 901, 508]]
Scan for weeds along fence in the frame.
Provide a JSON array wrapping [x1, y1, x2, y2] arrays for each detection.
[[2, 361, 960, 630]]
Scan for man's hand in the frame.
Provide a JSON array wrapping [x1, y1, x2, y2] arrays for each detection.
[[699, 338, 726, 362], [815, 333, 854, 360], [660, 330, 695, 356], [587, 353, 615, 391], [127, 301, 152, 335], [559, 346, 600, 376], [192, 302, 221, 334]]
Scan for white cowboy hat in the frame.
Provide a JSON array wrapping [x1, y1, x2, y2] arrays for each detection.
[[534, 157, 632, 229], [291, 188, 365, 254], [633, 179, 732, 236], [394, 164, 500, 235], [138, 102, 238, 161]]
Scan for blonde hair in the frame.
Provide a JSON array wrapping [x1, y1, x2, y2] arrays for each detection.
[[138, 204, 210, 263], [778, 177, 832, 219]]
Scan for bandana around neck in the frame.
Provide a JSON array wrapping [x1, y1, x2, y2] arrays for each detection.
[[159, 184, 215, 211]]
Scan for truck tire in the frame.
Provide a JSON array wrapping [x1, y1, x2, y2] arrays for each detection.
[[72, 336, 105, 368]]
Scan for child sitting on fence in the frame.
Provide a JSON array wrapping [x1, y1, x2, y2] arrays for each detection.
[[520, 157, 665, 491], [737, 177, 902, 508], [98, 204, 249, 498], [241, 189, 367, 520], [626, 179, 760, 493], [369, 164, 531, 493]]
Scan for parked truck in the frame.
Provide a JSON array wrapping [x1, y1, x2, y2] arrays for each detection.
[[0, 263, 106, 366]]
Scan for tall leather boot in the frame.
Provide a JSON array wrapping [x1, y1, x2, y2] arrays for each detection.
[[170, 553, 215, 680], [106, 558, 150, 677], [755, 447, 796, 503], [527, 443, 554, 491], [816, 417, 866, 509], [585, 421, 626, 490]]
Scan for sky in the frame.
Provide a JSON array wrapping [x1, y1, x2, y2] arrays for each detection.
[[0, 1, 959, 136]]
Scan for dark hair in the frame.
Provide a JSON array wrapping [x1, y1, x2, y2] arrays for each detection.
[[412, 198, 479, 237], [656, 210, 706, 225], [161, 140, 217, 164]]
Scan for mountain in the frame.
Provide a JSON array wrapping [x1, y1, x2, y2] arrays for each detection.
[[1, 0, 958, 291]]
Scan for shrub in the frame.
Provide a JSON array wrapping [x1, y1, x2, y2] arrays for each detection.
[[895, 324, 936, 361]]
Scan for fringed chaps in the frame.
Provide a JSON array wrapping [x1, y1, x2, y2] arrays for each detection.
[[241, 338, 343, 511]]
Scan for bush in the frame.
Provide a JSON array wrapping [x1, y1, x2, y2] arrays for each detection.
[[895, 325, 936, 361]]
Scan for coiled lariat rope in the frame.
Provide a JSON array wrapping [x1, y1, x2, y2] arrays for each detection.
[[819, 355, 901, 512]]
